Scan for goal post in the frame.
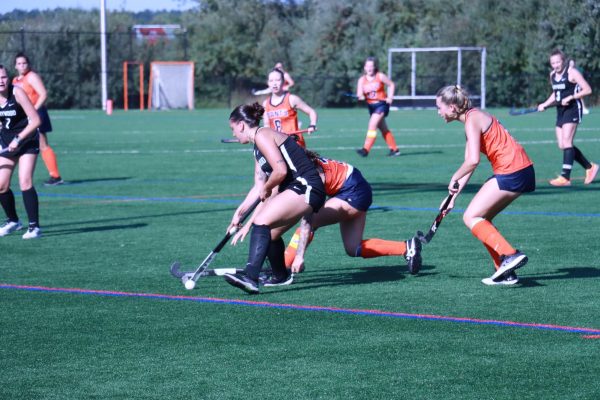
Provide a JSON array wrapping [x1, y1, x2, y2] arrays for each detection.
[[387, 46, 486, 108], [148, 61, 195, 110]]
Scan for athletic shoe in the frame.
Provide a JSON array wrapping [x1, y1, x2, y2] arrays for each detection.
[[482, 271, 519, 286], [491, 251, 528, 280], [549, 176, 571, 187], [223, 272, 259, 294], [262, 273, 294, 287], [584, 162, 599, 184], [22, 226, 42, 239], [44, 176, 64, 186], [388, 149, 401, 157], [0, 220, 23, 236], [405, 236, 422, 275], [356, 148, 369, 157]]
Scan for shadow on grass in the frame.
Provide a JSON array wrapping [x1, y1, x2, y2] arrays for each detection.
[[52, 177, 132, 185], [517, 266, 600, 287], [265, 264, 430, 293], [45, 207, 236, 228], [43, 222, 148, 236]]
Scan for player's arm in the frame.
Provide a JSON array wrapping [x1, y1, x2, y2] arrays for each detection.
[[566, 68, 592, 103], [8, 87, 41, 151], [229, 160, 266, 231], [291, 215, 313, 273], [262, 99, 271, 127], [449, 114, 482, 192], [255, 130, 287, 200], [26, 72, 47, 109], [380, 73, 395, 104], [283, 72, 295, 89], [290, 95, 318, 133], [538, 72, 556, 111], [356, 77, 365, 101]]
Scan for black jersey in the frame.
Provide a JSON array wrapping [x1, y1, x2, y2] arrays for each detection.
[[254, 135, 323, 193], [0, 92, 29, 140], [551, 69, 582, 110]]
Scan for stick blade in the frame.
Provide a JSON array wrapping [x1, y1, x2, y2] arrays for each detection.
[[170, 262, 185, 278]]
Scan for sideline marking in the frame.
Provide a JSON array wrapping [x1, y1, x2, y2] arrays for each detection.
[[2, 283, 599, 337]]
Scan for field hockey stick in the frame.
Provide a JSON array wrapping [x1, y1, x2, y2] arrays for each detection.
[[170, 266, 243, 280], [0, 147, 11, 154], [340, 91, 359, 99], [170, 197, 261, 288], [509, 101, 557, 116], [416, 181, 459, 244], [220, 129, 310, 144]]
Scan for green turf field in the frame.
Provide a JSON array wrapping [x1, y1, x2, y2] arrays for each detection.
[[1, 107, 599, 399]]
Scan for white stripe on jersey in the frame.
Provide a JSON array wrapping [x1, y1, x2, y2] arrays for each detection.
[[279, 144, 298, 172]]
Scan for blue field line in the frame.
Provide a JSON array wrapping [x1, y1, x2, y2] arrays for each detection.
[[34, 192, 600, 218], [2, 283, 600, 336]]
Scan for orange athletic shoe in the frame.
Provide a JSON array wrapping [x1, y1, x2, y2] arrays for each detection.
[[584, 163, 599, 184], [549, 176, 571, 187]]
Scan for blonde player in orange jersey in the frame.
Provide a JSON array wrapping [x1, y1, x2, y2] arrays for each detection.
[[262, 68, 317, 148], [13, 53, 63, 186], [355, 57, 400, 157], [436, 85, 535, 285], [283, 150, 422, 275]]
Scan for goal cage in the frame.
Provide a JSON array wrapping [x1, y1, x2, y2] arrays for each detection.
[[148, 61, 195, 110], [387, 47, 486, 109]]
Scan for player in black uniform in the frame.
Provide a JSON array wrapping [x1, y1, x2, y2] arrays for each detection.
[[0, 64, 42, 239], [538, 49, 597, 186], [223, 102, 325, 294]]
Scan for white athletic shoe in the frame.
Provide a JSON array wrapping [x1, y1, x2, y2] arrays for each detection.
[[22, 226, 42, 239], [0, 220, 23, 236], [482, 272, 519, 286], [491, 251, 528, 280]]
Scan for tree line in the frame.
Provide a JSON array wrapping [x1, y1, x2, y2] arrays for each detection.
[[0, 0, 598, 109]]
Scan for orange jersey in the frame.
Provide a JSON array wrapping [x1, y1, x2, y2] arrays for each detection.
[[12, 71, 40, 106], [359, 72, 387, 104], [466, 109, 533, 174], [264, 92, 298, 134], [316, 158, 353, 196]]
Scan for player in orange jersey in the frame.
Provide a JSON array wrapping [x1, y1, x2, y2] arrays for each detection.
[[283, 150, 421, 274], [263, 68, 317, 148], [537, 50, 596, 187], [355, 57, 400, 157], [436, 85, 535, 285], [13, 52, 64, 186]]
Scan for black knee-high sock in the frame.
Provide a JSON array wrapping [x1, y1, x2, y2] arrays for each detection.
[[0, 189, 19, 222], [561, 148, 575, 179], [21, 187, 39, 228], [245, 224, 271, 281], [267, 237, 287, 279], [573, 146, 592, 169]]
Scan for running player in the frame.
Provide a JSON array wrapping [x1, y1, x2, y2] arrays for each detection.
[[355, 56, 400, 157], [282, 151, 422, 274], [538, 49, 597, 186], [253, 62, 295, 95], [436, 85, 535, 285], [263, 67, 317, 148], [13, 52, 64, 186], [223, 102, 325, 294], [0, 64, 42, 239]]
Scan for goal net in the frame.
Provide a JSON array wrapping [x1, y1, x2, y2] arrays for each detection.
[[387, 47, 486, 108], [148, 61, 195, 110]]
